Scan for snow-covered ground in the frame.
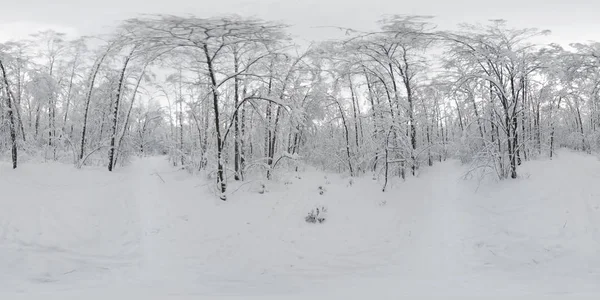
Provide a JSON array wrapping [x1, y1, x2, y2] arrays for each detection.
[[1, 150, 600, 297]]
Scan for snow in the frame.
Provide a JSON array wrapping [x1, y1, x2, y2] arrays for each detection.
[[1, 150, 600, 297]]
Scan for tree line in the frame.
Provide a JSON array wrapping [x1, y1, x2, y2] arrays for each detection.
[[1, 15, 599, 199]]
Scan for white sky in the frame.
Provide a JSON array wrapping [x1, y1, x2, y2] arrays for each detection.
[[1, 0, 599, 45]]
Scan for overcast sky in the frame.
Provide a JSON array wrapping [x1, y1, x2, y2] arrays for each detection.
[[1, 0, 599, 45]]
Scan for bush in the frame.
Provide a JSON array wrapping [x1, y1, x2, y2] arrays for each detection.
[[318, 185, 326, 195], [258, 182, 266, 194], [305, 206, 327, 224]]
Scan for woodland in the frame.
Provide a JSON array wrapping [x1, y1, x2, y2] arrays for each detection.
[[2, 15, 599, 199]]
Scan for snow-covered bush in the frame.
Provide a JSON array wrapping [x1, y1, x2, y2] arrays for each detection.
[[258, 182, 266, 194], [318, 185, 326, 195], [305, 206, 327, 224]]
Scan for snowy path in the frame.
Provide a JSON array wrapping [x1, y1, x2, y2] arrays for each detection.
[[128, 157, 174, 282], [126, 157, 212, 290]]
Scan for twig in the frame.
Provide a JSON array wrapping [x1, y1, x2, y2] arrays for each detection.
[[224, 180, 258, 197], [153, 172, 166, 183]]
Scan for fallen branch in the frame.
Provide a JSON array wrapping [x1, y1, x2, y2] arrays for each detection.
[[152, 172, 166, 183]]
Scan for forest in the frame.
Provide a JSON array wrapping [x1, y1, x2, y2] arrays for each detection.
[[4, 12, 600, 296], [1, 15, 599, 199]]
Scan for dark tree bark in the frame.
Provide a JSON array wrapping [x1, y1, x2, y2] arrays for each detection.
[[0, 59, 18, 169], [203, 44, 226, 200], [363, 69, 379, 171], [14, 58, 26, 142], [108, 49, 134, 171], [108, 48, 135, 172], [233, 47, 241, 180], [349, 75, 360, 150], [469, 90, 485, 141], [114, 68, 146, 167], [62, 51, 80, 139], [240, 84, 247, 176], [80, 49, 109, 161], [550, 97, 563, 159], [178, 71, 184, 167], [335, 99, 354, 177]]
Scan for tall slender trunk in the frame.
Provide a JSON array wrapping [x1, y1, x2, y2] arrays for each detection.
[[47, 61, 56, 159], [62, 55, 79, 139], [269, 106, 283, 176], [505, 104, 517, 179], [455, 99, 464, 132], [178, 69, 184, 166], [386, 63, 404, 177], [203, 44, 226, 200], [108, 49, 134, 171], [266, 59, 290, 180], [14, 62, 26, 142], [535, 97, 541, 155], [80, 49, 109, 161], [233, 47, 241, 180], [405, 80, 417, 176], [179, 94, 184, 166], [520, 77, 527, 162], [550, 97, 563, 159], [420, 98, 433, 167], [364, 69, 379, 171], [349, 75, 360, 149], [114, 68, 146, 167], [335, 100, 354, 177], [35, 104, 41, 139], [469, 91, 484, 141], [0, 59, 18, 169], [265, 63, 274, 179], [201, 94, 209, 169], [240, 92, 246, 177]]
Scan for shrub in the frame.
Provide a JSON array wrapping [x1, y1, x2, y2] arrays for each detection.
[[318, 185, 325, 195], [305, 206, 327, 224], [256, 182, 267, 194]]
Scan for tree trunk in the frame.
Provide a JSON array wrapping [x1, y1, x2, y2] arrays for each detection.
[[62, 55, 79, 139], [233, 47, 241, 180], [363, 69, 379, 171], [349, 75, 360, 149], [405, 80, 417, 176], [178, 71, 185, 167], [114, 68, 146, 167], [80, 50, 109, 161], [203, 44, 226, 200], [0, 59, 18, 169], [550, 97, 562, 159], [264, 69, 274, 179], [240, 83, 247, 179], [14, 62, 26, 142], [108, 50, 134, 171], [469, 91, 485, 141], [335, 100, 354, 177]]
